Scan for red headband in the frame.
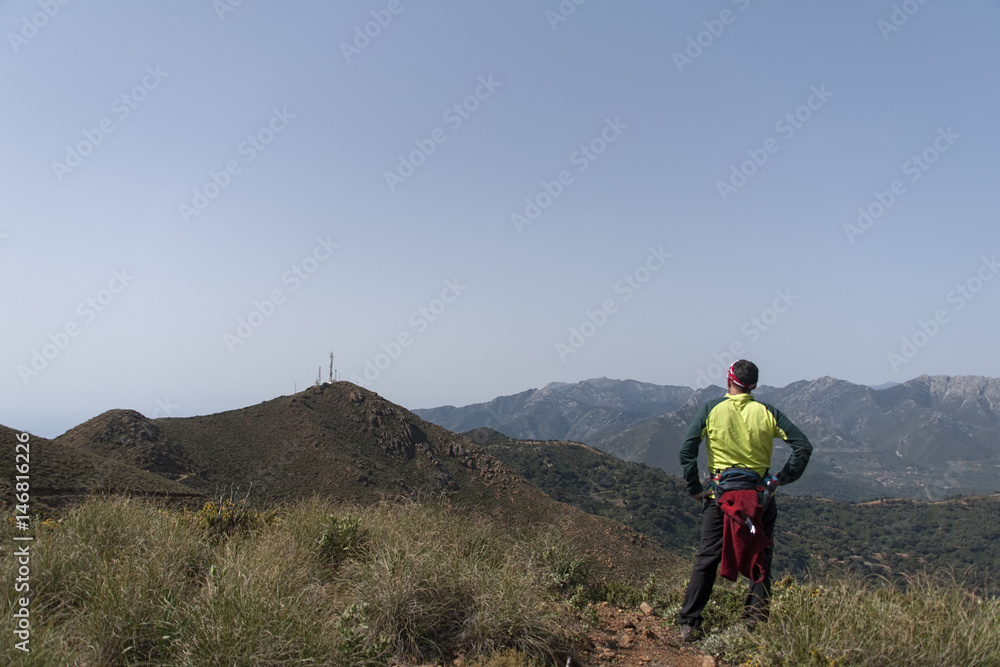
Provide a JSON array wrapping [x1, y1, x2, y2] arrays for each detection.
[[728, 361, 757, 390]]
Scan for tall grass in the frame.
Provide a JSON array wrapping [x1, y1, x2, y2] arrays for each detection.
[[341, 503, 559, 661], [755, 574, 1000, 667], [0, 495, 571, 666], [7, 495, 996, 666], [697, 573, 1000, 667]]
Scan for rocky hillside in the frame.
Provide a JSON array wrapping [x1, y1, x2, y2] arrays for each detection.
[[2, 383, 679, 580], [416, 378, 698, 443], [463, 427, 701, 552]]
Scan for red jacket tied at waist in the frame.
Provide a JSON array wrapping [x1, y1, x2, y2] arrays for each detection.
[[718, 489, 772, 583]]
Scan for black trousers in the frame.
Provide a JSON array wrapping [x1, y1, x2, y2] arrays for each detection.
[[677, 496, 777, 627]]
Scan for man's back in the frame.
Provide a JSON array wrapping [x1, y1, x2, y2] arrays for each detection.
[[679, 393, 812, 498]]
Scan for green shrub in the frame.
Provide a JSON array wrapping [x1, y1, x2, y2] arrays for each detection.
[[317, 513, 366, 565], [332, 602, 391, 666], [598, 581, 644, 608], [567, 572, 661, 614], [187, 490, 276, 538], [536, 541, 591, 594]]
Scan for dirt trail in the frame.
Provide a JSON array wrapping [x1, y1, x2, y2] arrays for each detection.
[[569, 603, 728, 667]]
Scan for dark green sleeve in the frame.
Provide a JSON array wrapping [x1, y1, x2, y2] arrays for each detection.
[[767, 404, 813, 485], [680, 401, 715, 495]]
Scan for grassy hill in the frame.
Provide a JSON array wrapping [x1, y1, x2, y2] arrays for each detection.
[[463, 427, 701, 553], [777, 494, 1000, 593], [4, 391, 1000, 664], [0, 495, 601, 665], [0, 425, 201, 513], [3, 494, 998, 667], [3, 383, 677, 582]]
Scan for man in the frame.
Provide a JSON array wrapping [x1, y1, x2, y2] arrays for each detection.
[[676, 359, 812, 640]]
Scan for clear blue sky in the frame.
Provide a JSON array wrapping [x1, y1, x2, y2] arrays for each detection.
[[3, 0, 999, 437]]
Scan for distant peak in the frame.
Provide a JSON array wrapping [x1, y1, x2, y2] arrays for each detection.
[[869, 381, 901, 391]]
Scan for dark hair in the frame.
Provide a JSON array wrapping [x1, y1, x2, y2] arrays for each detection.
[[732, 359, 759, 390]]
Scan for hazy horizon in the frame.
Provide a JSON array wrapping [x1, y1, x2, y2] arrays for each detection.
[[8, 371, 971, 440]]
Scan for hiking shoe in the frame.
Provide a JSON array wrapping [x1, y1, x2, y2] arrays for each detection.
[[679, 624, 699, 642]]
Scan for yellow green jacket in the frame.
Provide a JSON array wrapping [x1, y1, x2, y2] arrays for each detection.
[[680, 393, 812, 496]]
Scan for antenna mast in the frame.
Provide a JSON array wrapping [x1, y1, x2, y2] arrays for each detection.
[[329, 350, 334, 383], [315, 366, 321, 386]]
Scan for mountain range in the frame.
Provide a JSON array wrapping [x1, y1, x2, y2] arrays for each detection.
[[4, 380, 999, 591], [0, 382, 671, 579], [415, 375, 1000, 501]]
